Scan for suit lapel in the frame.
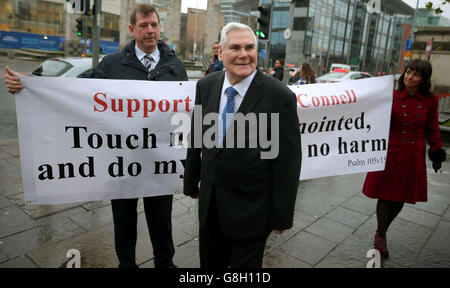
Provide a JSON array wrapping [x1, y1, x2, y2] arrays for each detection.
[[204, 72, 224, 155], [206, 72, 225, 114], [236, 70, 265, 115]]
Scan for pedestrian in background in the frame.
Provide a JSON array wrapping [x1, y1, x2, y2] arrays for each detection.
[[293, 62, 316, 85], [272, 58, 284, 81], [5, 3, 187, 268], [362, 59, 446, 258], [205, 42, 224, 76]]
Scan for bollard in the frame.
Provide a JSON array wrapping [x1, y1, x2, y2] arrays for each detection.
[[6, 49, 15, 59]]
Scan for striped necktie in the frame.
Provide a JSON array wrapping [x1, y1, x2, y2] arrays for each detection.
[[143, 55, 153, 72]]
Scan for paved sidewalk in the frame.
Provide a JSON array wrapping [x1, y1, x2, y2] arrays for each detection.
[[0, 138, 449, 268]]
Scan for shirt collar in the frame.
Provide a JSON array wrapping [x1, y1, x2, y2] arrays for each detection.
[[135, 44, 160, 62], [223, 70, 257, 98]]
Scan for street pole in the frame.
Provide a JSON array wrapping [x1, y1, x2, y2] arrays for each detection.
[[375, 7, 386, 73], [92, 0, 101, 67], [325, 0, 336, 74], [83, 15, 87, 55], [193, 10, 198, 58], [65, 5, 71, 58], [265, 0, 274, 72], [346, 0, 358, 66], [386, 14, 397, 74], [410, 0, 420, 41]]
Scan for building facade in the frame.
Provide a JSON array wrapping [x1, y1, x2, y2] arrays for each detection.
[[221, 0, 248, 24], [1, 0, 181, 51], [259, 0, 290, 69], [400, 8, 450, 28], [184, 8, 207, 59], [285, 0, 415, 76], [0, 0, 121, 41], [411, 26, 450, 94]]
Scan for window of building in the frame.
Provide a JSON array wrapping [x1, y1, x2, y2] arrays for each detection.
[[295, 0, 310, 8], [293, 17, 310, 31], [272, 10, 290, 29]]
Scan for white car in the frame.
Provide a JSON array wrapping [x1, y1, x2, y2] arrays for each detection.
[[31, 57, 100, 77], [317, 71, 372, 83], [329, 63, 351, 73]]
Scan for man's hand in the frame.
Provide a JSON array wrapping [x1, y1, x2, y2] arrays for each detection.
[[273, 229, 284, 235], [4, 66, 24, 94]]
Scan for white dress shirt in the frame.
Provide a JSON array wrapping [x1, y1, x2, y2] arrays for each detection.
[[135, 44, 160, 70], [219, 70, 257, 115], [217, 70, 257, 144]]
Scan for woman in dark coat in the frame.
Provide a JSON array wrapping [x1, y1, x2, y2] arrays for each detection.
[[362, 59, 446, 258], [272, 58, 284, 81]]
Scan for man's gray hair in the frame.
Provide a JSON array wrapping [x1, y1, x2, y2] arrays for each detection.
[[219, 22, 258, 50]]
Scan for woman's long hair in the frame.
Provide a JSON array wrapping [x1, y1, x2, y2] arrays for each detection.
[[397, 59, 432, 96], [301, 63, 316, 84]]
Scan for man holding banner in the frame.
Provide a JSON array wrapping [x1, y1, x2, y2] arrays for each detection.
[[183, 22, 302, 268], [5, 4, 187, 268]]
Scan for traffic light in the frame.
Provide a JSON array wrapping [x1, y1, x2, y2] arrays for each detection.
[[257, 5, 271, 40], [76, 17, 83, 37]]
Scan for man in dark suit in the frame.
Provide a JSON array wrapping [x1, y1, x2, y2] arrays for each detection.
[[183, 22, 301, 268]]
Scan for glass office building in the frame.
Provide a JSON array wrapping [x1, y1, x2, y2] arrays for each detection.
[[283, 0, 414, 75], [259, 0, 290, 68], [222, 0, 249, 24], [0, 0, 123, 41], [398, 8, 450, 27]]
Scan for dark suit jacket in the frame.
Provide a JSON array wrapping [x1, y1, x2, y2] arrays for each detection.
[[183, 70, 301, 239]]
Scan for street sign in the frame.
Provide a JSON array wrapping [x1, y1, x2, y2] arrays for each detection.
[[260, 49, 266, 59], [405, 39, 413, 51], [284, 28, 292, 40], [404, 50, 412, 60]]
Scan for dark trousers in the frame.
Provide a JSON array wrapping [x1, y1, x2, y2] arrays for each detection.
[[111, 195, 175, 268], [199, 193, 268, 269]]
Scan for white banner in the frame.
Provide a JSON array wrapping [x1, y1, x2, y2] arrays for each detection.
[[292, 76, 393, 179], [16, 76, 392, 204]]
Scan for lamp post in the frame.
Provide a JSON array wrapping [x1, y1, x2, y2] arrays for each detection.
[[193, 9, 198, 58], [410, 0, 420, 41]]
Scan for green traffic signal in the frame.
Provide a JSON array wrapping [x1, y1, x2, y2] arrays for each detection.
[[255, 30, 266, 39], [257, 5, 271, 40], [76, 16, 83, 37]]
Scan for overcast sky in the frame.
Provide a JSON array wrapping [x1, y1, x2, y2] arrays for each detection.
[[402, 0, 450, 19], [181, 0, 207, 13], [181, 0, 450, 19]]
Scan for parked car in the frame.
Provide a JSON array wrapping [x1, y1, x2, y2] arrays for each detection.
[[317, 71, 372, 83], [31, 57, 99, 77], [330, 63, 351, 73]]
